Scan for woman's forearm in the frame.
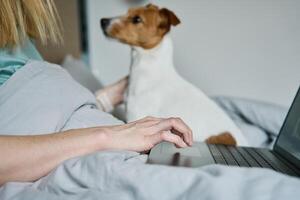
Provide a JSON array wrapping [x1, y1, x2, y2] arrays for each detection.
[[0, 128, 108, 186], [0, 117, 192, 186]]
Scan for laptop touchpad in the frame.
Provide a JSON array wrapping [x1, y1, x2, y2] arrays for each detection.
[[162, 143, 201, 157]]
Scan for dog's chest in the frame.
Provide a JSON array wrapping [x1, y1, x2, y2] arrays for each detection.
[[126, 55, 177, 119], [127, 64, 165, 104]]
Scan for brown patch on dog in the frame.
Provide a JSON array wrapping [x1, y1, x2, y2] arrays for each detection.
[[205, 132, 237, 146], [104, 4, 180, 49], [159, 8, 180, 27]]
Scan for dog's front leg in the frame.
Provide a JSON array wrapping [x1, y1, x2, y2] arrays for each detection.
[[95, 76, 129, 112]]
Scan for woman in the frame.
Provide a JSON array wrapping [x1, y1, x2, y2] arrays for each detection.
[[0, 0, 192, 186]]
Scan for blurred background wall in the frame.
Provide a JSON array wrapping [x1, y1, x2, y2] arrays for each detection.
[[85, 0, 300, 106], [38, 0, 300, 106]]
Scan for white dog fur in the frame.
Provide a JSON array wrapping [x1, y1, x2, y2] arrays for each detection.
[[126, 34, 248, 146]]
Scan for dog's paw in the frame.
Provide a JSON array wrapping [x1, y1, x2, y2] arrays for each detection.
[[205, 132, 237, 146]]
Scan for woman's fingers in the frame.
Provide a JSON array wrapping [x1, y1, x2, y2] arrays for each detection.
[[152, 118, 193, 146], [172, 117, 193, 145], [150, 131, 188, 148], [111, 116, 193, 151]]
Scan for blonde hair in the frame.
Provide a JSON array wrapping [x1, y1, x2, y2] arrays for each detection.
[[0, 0, 63, 48]]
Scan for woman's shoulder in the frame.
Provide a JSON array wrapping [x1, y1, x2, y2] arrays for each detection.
[[0, 60, 100, 135], [26, 60, 72, 79], [1, 59, 94, 103], [22, 60, 87, 91], [27, 60, 92, 96]]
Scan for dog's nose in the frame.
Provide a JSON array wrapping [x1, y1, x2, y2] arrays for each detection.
[[101, 18, 110, 29]]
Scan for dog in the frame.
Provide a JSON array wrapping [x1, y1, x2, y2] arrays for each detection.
[[100, 4, 248, 146]]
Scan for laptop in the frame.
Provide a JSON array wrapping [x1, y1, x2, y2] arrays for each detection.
[[148, 87, 300, 177]]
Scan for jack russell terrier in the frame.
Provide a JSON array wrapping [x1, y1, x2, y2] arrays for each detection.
[[100, 4, 248, 146]]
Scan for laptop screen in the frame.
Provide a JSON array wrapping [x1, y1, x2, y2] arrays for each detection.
[[274, 87, 300, 163]]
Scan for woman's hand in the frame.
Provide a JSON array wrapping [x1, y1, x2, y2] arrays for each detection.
[[101, 116, 193, 152]]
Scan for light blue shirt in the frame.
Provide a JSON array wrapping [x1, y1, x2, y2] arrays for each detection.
[[0, 39, 43, 86]]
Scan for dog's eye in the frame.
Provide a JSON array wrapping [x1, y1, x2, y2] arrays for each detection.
[[132, 16, 142, 24]]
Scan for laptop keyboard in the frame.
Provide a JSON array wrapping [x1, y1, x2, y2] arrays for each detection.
[[207, 144, 300, 177], [217, 145, 239, 166], [207, 144, 227, 165], [227, 146, 250, 167], [244, 147, 273, 169]]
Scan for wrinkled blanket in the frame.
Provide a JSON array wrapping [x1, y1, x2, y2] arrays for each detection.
[[213, 96, 288, 148], [0, 61, 299, 200]]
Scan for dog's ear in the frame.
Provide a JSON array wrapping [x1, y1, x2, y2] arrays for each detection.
[[159, 8, 181, 27]]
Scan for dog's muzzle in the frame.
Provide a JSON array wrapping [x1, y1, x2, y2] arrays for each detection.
[[100, 18, 110, 32]]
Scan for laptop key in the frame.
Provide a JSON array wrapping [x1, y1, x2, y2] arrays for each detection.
[[216, 145, 239, 166], [236, 147, 261, 167], [227, 146, 250, 167], [256, 149, 298, 176], [207, 144, 227, 165], [244, 148, 273, 169]]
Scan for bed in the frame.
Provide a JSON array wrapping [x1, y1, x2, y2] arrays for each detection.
[[0, 59, 299, 200]]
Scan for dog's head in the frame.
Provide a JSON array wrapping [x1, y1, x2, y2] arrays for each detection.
[[100, 4, 180, 49]]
